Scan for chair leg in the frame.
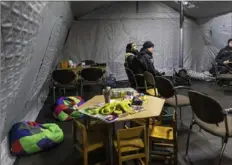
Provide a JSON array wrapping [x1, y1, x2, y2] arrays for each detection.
[[149, 137, 153, 165], [81, 85, 83, 97], [72, 121, 76, 145], [185, 121, 194, 156], [174, 135, 178, 165], [179, 107, 183, 124], [75, 89, 79, 96], [83, 149, 88, 165], [118, 155, 122, 165], [80, 81, 83, 97], [63, 88, 66, 96], [53, 87, 56, 103], [218, 137, 228, 165], [59, 89, 62, 96]]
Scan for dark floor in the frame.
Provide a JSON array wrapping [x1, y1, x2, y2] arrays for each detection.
[[14, 81, 232, 165]]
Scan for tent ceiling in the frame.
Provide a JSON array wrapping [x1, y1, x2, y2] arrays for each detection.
[[70, 1, 111, 18], [163, 1, 232, 19], [71, 1, 232, 19]]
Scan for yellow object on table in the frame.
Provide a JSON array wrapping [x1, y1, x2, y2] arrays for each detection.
[[79, 95, 165, 122]]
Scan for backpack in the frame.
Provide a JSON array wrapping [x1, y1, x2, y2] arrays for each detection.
[[173, 69, 191, 86], [104, 74, 117, 88]]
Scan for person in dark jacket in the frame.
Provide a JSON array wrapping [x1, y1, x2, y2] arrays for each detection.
[[136, 41, 164, 77], [124, 43, 144, 87], [215, 38, 232, 73]]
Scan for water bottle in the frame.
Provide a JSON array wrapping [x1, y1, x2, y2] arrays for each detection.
[[103, 86, 111, 103]]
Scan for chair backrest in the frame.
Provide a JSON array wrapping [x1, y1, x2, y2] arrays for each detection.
[[155, 76, 175, 98], [125, 67, 138, 89], [144, 71, 155, 88], [84, 60, 95, 65], [73, 119, 87, 147], [188, 90, 224, 124], [117, 125, 145, 141], [81, 68, 104, 81], [52, 70, 76, 84]]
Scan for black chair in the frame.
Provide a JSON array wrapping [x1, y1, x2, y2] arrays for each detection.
[[211, 62, 232, 87], [78, 60, 95, 66], [84, 60, 95, 65], [155, 76, 191, 124], [124, 67, 146, 91], [52, 69, 78, 102], [79, 67, 105, 96], [186, 90, 232, 165], [144, 71, 159, 96]]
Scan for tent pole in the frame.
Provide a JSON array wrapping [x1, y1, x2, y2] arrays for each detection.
[[179, 1, 184, 68]]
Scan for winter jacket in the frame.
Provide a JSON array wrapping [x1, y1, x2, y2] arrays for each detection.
[[215, 46, 232, 65], [136, 48, 162, 76], [125, 52, 144, 75]]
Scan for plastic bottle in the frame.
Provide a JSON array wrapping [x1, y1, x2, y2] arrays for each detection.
[[103, 86, 111, 103]]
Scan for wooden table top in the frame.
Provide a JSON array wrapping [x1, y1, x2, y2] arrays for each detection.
[[78, 95, 165, 122]]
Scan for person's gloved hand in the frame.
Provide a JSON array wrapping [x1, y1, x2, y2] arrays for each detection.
[[223, 60, 230, 64]]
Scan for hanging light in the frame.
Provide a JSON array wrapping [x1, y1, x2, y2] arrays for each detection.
[[182, 1, 189, 6], [183, 1, 196, 9]]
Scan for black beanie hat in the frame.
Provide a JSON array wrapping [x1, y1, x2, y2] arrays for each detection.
[[228, 39, 232, 44], [143, 41, 154, 49]]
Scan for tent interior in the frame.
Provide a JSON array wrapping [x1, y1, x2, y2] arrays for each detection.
[[1, 1, 232, 165]]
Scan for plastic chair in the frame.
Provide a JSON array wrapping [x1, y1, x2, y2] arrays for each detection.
[[186, 90, 232, 165], [155, 76, 191, 124], [125, 67, 146, 91], [51, 69, 78, 103], [79, 67, 105, 96], [211, 62, 232, 87], [144, 71, 159, 97]]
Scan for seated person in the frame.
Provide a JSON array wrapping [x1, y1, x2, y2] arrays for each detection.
[[215, 38, 232, 74], [125, 43, 145, 86], [125, 42, 139, 69], [136, 41, 164, 77]]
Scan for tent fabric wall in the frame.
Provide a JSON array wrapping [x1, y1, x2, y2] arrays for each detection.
[[198, 13, 232, 71], [64, 2, 204, 81], [0, 2, 73, 165]]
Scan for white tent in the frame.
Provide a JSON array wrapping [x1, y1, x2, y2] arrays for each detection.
[[1, 1, 232, 165]]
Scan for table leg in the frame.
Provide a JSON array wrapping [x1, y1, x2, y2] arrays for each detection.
[[108, 123, 114, 165], [146, 118, 150, 164]]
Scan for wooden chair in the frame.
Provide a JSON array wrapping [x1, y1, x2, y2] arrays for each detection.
[[73, 119, 107, 165], [149, 107, 178, 165], [114, 125, 148, 165], [130, 108, 177, 165]]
